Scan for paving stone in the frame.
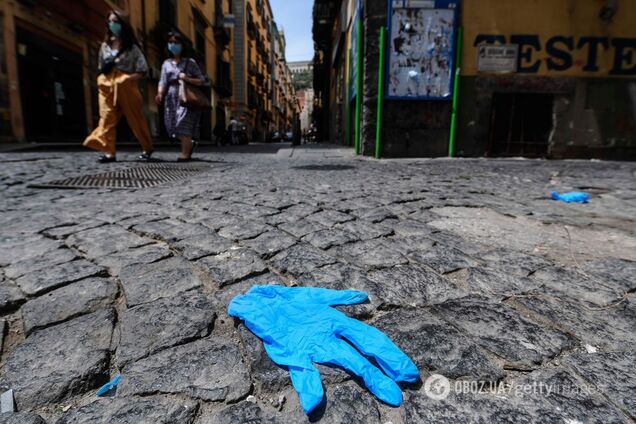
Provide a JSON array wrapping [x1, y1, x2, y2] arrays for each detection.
[[119, 338, 250, 402], [389, 219, 437, 238], [119, 257, 203, 307], [21, 278, 117, 335], [301, 228, 358, 250], [432, 298, 574, 369], [202, 402, 283, 424], [172, 232, 234, 260], [513, 367, 629, 423], [56, 396, 198, 424], [334, 219, 393, 241], [116, 291, 216, 367], [198, 213, 243, 230], [330, 239, 408, 269], [305, 210, 354, 227], [66, 226, 153, 258], [452, 267, 542, 296], [15, 260, 106, 296], [0, 279, 26, 312], [42, 221, 106, 239], [0, 236, 63, 266], [530, 266, 625, 307], [132, 218, 211, 243], [242, 230, 297, 258], [564, 352, 636, 419], [218, 220, 271, 240], [513, 295, 636, 351], [266, 204, 322, 226], [373, 308, 504, 381], [348, 206, 397, 223], [403, 387, 548, 423], [4, 248, 77, 280], [580, 257, 636, 292], [93, 244, 172, 275], [478, 248, 552, 277], [408, 247, 481, 274], [0, 412, 46, 424], [0, 309, 115, 410], [269, 243, 337, 276], [198, 249, 268, 286], [368, 265, 465, 308], [278, 219, 326, 238]]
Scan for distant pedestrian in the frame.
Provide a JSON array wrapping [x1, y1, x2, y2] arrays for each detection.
[[155, 32, 206, 162], [229, 116, 238, 145], [83, 10, 154, 163]]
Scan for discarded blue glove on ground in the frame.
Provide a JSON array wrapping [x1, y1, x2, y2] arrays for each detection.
[[96, 374, 120, 397], [551, 191, 590, 203], [228, 285, 420, 414]]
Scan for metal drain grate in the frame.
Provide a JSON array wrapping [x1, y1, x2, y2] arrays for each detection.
[[29, 163, 210, 189]]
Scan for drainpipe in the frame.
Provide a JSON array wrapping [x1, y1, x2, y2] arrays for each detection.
[[448, 26, 463, 157], [375, 26, 386, 159]]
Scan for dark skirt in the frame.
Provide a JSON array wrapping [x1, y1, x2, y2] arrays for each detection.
[[163, 85, 201, 139]]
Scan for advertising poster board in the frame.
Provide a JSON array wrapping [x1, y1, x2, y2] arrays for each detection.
[[386, 0, 459, 100]]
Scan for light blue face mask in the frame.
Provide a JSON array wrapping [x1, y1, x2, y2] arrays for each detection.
[[168, 42, 183, 56], [108, 21, 122, 36]]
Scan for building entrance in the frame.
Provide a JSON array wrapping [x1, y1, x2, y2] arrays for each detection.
[[16, 26, 86, 142], [488, 93, 553, 157]]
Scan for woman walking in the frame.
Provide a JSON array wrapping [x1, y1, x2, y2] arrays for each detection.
[[155, 32, 206, 161], [83, 11, 154, 163]]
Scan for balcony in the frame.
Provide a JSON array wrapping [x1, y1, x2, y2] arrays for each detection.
[[248, 62, 258, 77], [247, 12, 257, 38], [213, 16, 231, 47]]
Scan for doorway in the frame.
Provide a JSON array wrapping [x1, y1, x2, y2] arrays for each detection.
[[16, 27, 86, 142], [488, 93, 553, 157]]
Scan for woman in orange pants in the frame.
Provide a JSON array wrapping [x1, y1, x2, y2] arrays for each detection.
[[83, 10, 153, 163]]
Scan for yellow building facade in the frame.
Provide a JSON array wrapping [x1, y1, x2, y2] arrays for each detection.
[[0, 0, 233, 143]]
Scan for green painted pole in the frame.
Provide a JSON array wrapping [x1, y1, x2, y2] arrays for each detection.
[[354, 20, 362, 155], [448, 27, 463, 157], [375, 26, 387, 159]]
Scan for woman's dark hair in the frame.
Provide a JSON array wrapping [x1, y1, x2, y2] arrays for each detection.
[[165, 31, 190, 58], [104, 10, 139, 51]]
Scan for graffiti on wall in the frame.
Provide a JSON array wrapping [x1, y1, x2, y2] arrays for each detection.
[[386, 0, 458, 100]]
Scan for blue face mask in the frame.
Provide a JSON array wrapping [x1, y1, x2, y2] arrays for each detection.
[[108, 21, 122, 36], [168, 42, 182, 56]]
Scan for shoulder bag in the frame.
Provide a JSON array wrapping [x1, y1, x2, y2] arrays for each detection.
[[178, 59, 212, 111]]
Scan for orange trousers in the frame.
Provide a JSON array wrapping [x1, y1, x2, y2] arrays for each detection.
[[83, 69, 153, 155]]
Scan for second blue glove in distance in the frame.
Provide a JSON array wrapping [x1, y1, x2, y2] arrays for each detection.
[[228, 285, 420, 414]]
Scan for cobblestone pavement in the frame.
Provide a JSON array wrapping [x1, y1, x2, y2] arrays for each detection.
[[0, 145, 635, 423]]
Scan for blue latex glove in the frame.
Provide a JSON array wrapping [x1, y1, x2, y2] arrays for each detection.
[[228, 285, 420, 414], [551, 191, 590, 203], [96, 374, 120, 396]]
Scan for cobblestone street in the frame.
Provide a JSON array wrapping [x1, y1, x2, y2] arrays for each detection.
[[0, 145, 635, 423]]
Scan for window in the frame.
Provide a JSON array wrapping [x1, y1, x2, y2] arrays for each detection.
[[159, 0, 176, 28], [193, 8, 208, 72]]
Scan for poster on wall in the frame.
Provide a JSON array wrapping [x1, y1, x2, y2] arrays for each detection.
[[386, 0, 459, 100], [349, 0, 361, 101]]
